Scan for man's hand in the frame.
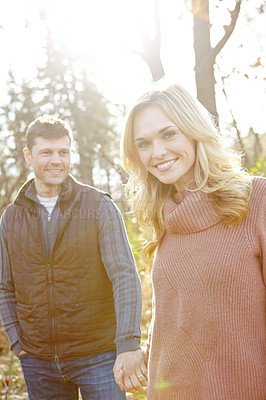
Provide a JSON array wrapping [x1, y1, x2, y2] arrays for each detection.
[[113, 349, 148, 393]]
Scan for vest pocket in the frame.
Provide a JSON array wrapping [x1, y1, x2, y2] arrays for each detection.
[[16, 302, 52, 354], [72, 302, 90, 310], [56, 299, 116, 343]]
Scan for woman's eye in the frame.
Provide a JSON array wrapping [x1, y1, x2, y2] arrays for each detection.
[[137, 141, 150, 149], [164, 131, 176, 139]]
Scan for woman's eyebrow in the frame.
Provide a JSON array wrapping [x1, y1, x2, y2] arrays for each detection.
[[158, 125, 176, 134]]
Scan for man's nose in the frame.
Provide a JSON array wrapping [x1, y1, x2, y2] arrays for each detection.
[[50, 152, 61, 163]]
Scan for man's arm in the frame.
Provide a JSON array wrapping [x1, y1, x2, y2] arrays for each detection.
[[97, 195, 147, 391], [0, 211, 21, 356], [97, 195, 142, 353]]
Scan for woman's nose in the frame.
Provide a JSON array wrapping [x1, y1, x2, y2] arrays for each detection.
[[152, 141, 167, 159]]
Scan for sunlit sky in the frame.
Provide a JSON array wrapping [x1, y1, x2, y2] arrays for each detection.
[[0, 0, 265, 137]]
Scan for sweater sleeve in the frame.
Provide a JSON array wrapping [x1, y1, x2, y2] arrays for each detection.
[[250, 177, 266, 285], [0, 211, 21, 356], [257, 183, 266, 284], [97, 195, 142, 355]]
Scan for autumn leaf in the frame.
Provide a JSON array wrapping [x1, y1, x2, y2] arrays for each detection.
[[250, 57, 262, 68]]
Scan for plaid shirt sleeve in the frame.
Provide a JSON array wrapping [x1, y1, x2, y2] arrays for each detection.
[[97, 195, 142, 355], [0, 211, 21, 356]]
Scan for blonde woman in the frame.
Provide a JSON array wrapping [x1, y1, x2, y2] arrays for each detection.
[[114, 84, 266, 399]]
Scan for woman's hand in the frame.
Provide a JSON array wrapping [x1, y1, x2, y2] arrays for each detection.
[[113, 350, 148, 393]]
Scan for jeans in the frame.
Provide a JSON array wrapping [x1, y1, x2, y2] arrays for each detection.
[[19, 350, 126, 400]]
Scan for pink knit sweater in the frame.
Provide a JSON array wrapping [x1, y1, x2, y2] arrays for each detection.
[[147, 176, 266, 400]]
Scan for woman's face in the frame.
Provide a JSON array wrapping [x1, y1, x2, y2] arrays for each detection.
[[133, 105, 196, 190]]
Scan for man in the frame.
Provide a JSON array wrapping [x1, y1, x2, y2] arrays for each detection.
[[0, 115, 147, 399]]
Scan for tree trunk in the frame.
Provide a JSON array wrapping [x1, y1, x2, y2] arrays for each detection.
[[134, 0, 165, 82], [192, 0, 242, 117], [193, 0, 217, 117]]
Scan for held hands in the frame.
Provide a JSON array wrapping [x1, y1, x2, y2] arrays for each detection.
[[113, 349, 148, 393]]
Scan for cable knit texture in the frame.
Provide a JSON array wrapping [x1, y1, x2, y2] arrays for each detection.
[[147, 176, 266, 400]]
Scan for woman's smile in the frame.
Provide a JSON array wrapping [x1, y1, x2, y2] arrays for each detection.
[[155, 158, 177, 170]]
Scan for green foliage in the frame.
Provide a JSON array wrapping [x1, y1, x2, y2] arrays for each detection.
[[125, 218, 153, 347], [250, 156, 266, 176]]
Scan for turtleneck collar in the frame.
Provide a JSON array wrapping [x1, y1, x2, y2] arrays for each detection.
[[164, 190, 222, 234]]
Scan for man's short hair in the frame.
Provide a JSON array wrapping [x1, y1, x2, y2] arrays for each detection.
[[26, 115, 73, 151]]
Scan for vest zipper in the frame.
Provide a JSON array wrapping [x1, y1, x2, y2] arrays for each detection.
[[47, 212, 59, 361], [47, 264, 52, 284], [47, 265, 60, 360]]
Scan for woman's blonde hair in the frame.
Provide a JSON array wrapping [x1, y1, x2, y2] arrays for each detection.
[[121, 84, 251, 257]]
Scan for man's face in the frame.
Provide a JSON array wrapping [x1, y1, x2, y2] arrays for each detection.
[[24, 136, 71, 197]]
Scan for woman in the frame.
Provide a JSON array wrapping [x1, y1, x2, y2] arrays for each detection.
[[115, 84, 266, 399]]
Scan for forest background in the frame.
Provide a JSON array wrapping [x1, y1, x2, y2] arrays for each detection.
[[0, 0, 265, 398]]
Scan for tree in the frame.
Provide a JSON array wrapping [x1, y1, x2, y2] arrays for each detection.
[[0, 33, 122, 210], [133, 0, 243, 118], [132, 0, 165, 81], [192, 0, 241, 117], [0, 70, 39, 212], [36, 24, 123, 188]]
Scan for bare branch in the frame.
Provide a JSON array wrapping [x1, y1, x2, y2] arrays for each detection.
[[132, 0, 165, 81], [217, 65, 250, 166], [212, 0, 242, 57]]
